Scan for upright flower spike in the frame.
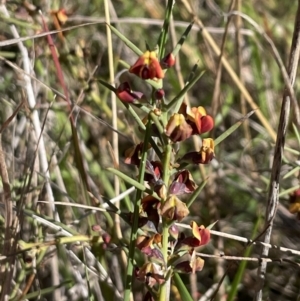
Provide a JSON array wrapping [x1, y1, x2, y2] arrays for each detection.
[[129, 50, 164, 80]]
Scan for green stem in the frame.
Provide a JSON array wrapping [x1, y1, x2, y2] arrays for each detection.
[[186, 179, 208, 208], [162, 144, 172, 185], [157, 0, 175, 59], [125, 105, 163, 159], [173, 273, 194, 301], [124, 122, 152, 301], [159, 220, 170, 301], [159, 144, 172, 301], [149, 111, 168, 147]]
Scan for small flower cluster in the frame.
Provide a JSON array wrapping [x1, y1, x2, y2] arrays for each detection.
[[166, 103, 214, 143], [116, 51, 175, 102]]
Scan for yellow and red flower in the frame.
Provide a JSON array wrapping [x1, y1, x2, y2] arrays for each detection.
[[175, 221, 211, 252], [186, 106, 214, 135], [174, 253, 205, 274], [179, 138, 215, 165], [129, 50, 164, 80], [199, 138, 215, 164], [165, 113, 193, 142], [160, 195, 189, 222], [170, 170, 197, 194]]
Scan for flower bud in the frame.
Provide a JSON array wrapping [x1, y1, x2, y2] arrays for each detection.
[[160, 53, 176, 69]]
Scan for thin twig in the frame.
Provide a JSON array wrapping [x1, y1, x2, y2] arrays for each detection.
[[0, 135, 15, 300], [176, 223, 300, 257], [68, 16, 254, 36], [196, 252, 300, 266]]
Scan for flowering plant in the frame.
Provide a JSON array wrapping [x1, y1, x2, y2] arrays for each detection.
[[99, 2, 216, 300]]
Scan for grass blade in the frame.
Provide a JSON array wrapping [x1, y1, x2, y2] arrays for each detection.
[[214, 110, 255, 146]]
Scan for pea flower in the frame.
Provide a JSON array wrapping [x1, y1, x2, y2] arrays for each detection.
[[179, 138, 215, 165], [186, 106, 214, 135], [124, 142, 151, 165], [129, 50, 164, 80], [160, 195, 189, 222], [160, 53, 176, 69], [116, 82, 143, 103], [141, 195, 160, 230], [135, 263, 165, 287], [175, 221, 211, 252], [174, 253, 205, 274], [169, 170, 197, 195], [165, 113, 193, 142]]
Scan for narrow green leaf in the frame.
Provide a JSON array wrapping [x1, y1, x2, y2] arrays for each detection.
[[107, 168, 146, 191], [186, 179, 208, 208], [227, 214, 261, 301], [157, 0, 175, 59], [214, 110, 255, 146], [96, 78, 116, 93], [173, 273, 194, 301], [279, 185, 300, 197], [283, 165, 300, 179], [206, 220, 218, 230], [284, 145, 300, 155], [292, 123, 300, 146], [107, 24, 143, 56], [172, 22, 194, 57], [166, 69, 205, 112]]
